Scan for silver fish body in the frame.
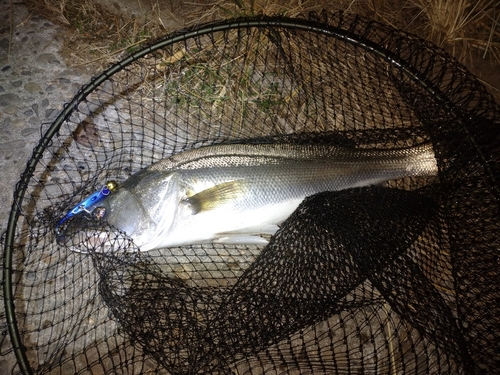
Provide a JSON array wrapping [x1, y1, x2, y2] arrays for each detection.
[[57, 142, 438, 251]]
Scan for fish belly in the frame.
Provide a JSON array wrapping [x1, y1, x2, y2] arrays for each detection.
[[151, 197, 303, 248]]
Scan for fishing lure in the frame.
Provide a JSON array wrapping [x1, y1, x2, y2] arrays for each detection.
[[57, 181, 117, 230]]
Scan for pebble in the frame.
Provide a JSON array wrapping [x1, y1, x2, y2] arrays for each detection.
[[24, 82, 43, 94], [28, 117, 42, 126], [0, 93, 20, 106], [36, 53, 59, 65], [45, 108, 58, 119], [12, 118, 25, 128], [2, 117, 11, 127], [0, 140, 26, 152], [0, 38, 9, 50], [4, 106, 18, 114], [21, 127, 40, 136]]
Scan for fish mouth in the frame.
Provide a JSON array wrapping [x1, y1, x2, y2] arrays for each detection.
[[56, 229, 113, 252], [56, 212, 131, 253], [57, 229, 136, 253]]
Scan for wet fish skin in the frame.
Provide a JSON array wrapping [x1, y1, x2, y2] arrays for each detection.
[[57, 142, 438, 252]]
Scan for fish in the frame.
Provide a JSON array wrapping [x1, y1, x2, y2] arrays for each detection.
[[56, 141, 438, 252]]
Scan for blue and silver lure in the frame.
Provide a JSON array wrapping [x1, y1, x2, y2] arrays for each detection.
[[56, 181, 117, 231]]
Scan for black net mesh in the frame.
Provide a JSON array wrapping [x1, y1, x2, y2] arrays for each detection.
[[2, 12, 499, 374]]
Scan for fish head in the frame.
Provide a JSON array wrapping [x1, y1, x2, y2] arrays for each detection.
[[57, 171, 181, 252], [56, 188, 144, 252]]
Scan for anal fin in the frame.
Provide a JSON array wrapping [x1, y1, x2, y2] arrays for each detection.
[[213, 224, 280, 245]]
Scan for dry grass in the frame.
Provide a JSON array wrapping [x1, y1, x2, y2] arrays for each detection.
[[404, 0, 500, 99], [181, 0, 340, 25], [21, 0, 500, 100], [25, 0, 168, 69], [408, 0, 500, 64]]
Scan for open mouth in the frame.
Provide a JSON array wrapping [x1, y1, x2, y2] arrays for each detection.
[[55, 211, 123, 252], [56, 228, 112, 252], [56, 219, 137, 253]]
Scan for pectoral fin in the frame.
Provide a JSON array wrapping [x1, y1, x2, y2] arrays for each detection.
[[183, 180, 245, 214]]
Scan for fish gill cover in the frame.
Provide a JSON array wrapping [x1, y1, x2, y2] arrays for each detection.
[[2, 11, 500, 374]]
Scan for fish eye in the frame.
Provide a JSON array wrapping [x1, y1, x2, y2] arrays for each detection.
[[94, 206, 106, 220]]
